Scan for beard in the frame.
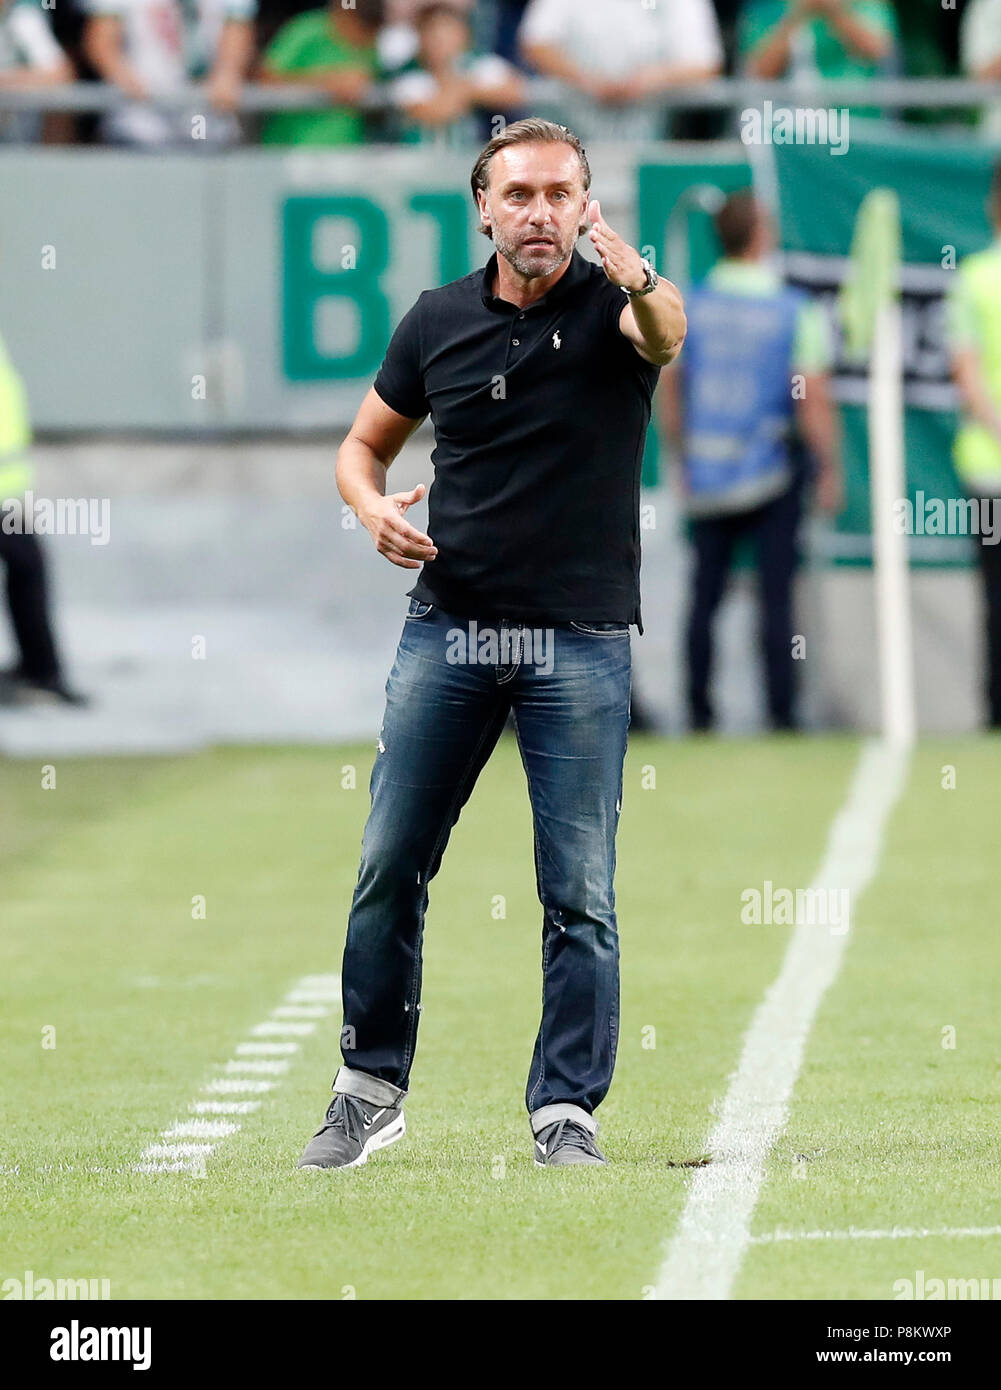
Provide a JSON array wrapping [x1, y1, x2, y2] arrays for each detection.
[[492, 223, 574, 278]]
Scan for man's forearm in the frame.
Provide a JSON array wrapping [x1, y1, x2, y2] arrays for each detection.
[[214, 19, 254, 80], [828, 5, 891, 62], [746, 13, 801, 78], [797, 378, 840, 474], [954, 350, 1001, 439], [519, 41, 594, 92], [336, 438, 390, 523], [0, 63, 70, 88], [625, 280, 687, 365]]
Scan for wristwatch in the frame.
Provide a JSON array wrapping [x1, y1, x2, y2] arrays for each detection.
[[625, 257, 659, 297]]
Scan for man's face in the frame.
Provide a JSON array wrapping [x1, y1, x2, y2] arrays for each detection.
[[477, 143, 588, 278]]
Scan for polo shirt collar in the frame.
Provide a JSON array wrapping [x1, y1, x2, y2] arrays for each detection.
[[480, 246, 589, 311]]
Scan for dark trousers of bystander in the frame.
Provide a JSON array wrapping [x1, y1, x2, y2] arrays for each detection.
[[968, 502, 1001, 728], [686, 469, 806, 732], [0, 529, 62, 685]]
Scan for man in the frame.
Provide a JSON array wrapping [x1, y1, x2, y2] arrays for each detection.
[[518, 0, 722, 143], [0, 327, 85, 707], [947, 160, 1001, 729], [298, 117, 686, 1171], [258, 0, 382, 147], [0, 0, 73, 143], [960, 0, 1001, 139], [386, 3, 524, 149], [740, 0, 897, 80], [660, 189, 841, 733], [83, 0, 257, 147]]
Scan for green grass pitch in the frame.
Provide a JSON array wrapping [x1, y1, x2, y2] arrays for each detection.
[[1, 734, 999, 1300]]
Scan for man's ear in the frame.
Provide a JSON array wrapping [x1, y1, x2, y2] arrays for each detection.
[[476, 190, 490, 236]]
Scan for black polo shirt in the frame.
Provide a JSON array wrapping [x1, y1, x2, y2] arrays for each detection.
[[372, 246, 661, 630]]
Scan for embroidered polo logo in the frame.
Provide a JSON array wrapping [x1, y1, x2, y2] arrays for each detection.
[[552, 331, 561, 350]]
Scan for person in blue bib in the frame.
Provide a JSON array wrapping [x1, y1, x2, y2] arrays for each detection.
[[662, 189, 843, 732]]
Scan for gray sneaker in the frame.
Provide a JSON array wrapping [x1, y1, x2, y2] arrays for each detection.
[[533, 1119, 607, 1167], [297, 1093, 406, 1170]]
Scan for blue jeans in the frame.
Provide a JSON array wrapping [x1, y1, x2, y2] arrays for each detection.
[[333, 598, 632, 1136]]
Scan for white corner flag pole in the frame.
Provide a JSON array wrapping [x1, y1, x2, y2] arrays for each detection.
[[869, 298, 916, 747], [842, 189, 916, 747]]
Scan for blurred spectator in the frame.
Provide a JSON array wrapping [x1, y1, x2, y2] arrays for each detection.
[[378, 0, 473, 71], [961, 0, 1001, 137], [517, 0, 723, 142], [962, 0, 1001, 77], [660, 190, 841, 733], [739, 0, 897, 81], [258, 0, 382, 145], [0, 0, 73, 142], [387, 2, 523, 146], [83, 0, 257, 147], [947, 158, 1001, 728]]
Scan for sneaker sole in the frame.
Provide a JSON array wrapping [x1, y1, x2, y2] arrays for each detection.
[[534, 1158, 607, 1167], [534, 1146, 606, 1168], [299, 1112, 406, 1171]]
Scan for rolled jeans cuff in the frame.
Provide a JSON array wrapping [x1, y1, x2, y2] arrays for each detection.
[[530, 1102, 596, 1137], [333, 1065, 407, 1108]]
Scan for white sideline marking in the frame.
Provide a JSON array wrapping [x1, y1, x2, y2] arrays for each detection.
[[162, 1120, 239, 1139], [222, 1059, 291, 1075], [133, 973, 339, 1175], [752, 1225, 1001, 1245], [141, 1143, 215, 1160], [135, 1161, 198, 1174], [251, 1021, 317, 1036], [202, 1078, 275, 1095], [654, 740, 910, 1301], [188, 1101, 261, 1115]]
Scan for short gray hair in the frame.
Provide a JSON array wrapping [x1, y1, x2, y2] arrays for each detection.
[[470, 118, 591, 240]]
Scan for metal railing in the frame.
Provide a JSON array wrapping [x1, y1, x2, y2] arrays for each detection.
[[0, 76, 997, 114]]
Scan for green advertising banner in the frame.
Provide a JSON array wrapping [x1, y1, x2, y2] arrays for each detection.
[[2, 133, 996, 503], [772, 130, 1000, 566]]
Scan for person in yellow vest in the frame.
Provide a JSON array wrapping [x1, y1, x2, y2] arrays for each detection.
[[948, 160, 1001, 730], [0, 330, 86, 707]]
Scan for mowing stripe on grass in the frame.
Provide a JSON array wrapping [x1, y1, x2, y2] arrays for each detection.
[[654, 739, 910, 1301], [135, 972, 340, 1175], [751, 1226, 1001, 1245]]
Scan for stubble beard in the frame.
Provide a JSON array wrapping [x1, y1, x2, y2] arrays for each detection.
[[492, 223, 575, 279]]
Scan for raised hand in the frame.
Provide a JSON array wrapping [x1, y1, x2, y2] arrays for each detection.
[[586, 199, 646, 293]]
